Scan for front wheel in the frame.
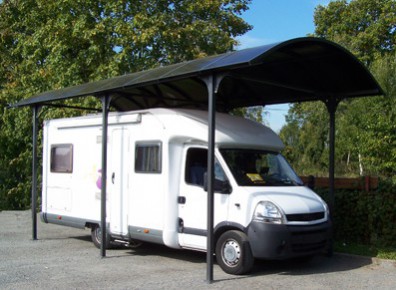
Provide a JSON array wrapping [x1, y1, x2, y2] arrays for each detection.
[[215, 230, 254, 275]]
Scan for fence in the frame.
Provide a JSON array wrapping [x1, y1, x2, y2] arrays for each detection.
[[300, 176, 379, 192]]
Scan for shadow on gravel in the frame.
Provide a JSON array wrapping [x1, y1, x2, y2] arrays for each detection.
[[212, 254, 373, 283], [71, 235, 207, 264], [71, 235, 92, 243], [70, 234, 372, 277], [251, 254, 372, 276], [126, 243, 207, 264], [130, 245, 372, 276], [37, 235, 92, 241]]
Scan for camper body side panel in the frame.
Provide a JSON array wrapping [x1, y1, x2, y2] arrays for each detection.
[[42, 112, 173, 245], [42, 118, 103, 227]]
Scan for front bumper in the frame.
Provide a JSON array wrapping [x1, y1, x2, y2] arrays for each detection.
[[247, 220, 332, 260]]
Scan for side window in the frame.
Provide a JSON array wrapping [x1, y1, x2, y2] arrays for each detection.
[[185, 148, 227, 186], [50, 144, 73, 173], [135, 142, 162, 173], [185, 148, 207, 186]]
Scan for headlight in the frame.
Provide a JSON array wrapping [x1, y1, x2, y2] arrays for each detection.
[[253, 201, 284, 224], [324, 202, 330, 219]]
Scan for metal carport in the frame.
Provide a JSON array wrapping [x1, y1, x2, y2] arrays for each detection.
[[12, 37, 383, 282]]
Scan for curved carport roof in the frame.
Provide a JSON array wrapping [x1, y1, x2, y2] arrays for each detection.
[[13, 37, 383, 110], [13, 37, 383, 283]]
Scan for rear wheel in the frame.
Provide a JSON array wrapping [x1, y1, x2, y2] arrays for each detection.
[[91, 225, 112, 249], [215, 230, 254, 275]]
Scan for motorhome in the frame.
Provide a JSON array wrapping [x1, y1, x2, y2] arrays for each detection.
[[41, 108, 332, 274]]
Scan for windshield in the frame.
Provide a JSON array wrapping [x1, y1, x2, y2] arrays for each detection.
[[220, 149, 303, 186]]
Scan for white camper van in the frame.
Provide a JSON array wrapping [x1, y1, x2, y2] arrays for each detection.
[[41, 108, 332, 274]]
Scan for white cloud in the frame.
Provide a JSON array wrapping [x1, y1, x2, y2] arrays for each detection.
[[235, 35, 277, 50]]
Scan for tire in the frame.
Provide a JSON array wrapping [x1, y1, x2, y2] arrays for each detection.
[[215, 230, 254, 275], [91, 225, 112, 249]]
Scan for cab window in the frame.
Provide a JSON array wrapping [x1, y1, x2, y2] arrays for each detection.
[[185, 148, 227, 187]]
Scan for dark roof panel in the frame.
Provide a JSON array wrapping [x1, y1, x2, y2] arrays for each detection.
[[12, 37, 383, 110]]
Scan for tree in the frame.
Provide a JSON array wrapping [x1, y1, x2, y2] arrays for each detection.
[[347, 54, 396, 179], [314, 0, 396, 179], [0, 0, 252, 209], [1, 0, 252, 94], [279, 102, 330, 176], [280, 0, 396, 180], [314, 0, 396, 64]]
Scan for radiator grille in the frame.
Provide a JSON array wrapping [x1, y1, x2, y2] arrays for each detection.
[[286, 212, 324, 222]]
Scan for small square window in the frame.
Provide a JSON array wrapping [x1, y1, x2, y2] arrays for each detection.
[[135, 143, 162, 173], [50, 144, 73, 173]]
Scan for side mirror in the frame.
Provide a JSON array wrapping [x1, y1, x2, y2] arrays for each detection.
[[204, 172, 232, 194]]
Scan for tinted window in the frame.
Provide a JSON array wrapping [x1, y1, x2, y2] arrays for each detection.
[[135, 143, 162, 173], [185, 148, 207, 186], [185, 148, 227, 187], [50, 144, 73, 173]]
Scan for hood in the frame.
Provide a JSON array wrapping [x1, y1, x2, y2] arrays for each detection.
[[248, 186, 326, 215]]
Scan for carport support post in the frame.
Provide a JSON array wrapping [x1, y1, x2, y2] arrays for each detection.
[[325, 97, 340, 217], [31, 105, 40, 240], [100, 94, 110, 257], [203, 74, 216, 283]]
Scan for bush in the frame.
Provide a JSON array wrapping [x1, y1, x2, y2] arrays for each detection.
[[317, 181, 396, 247]]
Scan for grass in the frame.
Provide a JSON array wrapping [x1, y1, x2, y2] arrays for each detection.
[[334, 241, 396, 260]]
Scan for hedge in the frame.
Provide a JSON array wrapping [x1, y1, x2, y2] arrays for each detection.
[[317, 182, 396, 247]]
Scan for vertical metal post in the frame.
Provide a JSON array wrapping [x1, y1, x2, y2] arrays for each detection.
[[31, 105, 39, 240], [201, 73, 225, 283], [101, 95, 110, 257], [205, 75, 216, 283], [325, 97, 340, 217]]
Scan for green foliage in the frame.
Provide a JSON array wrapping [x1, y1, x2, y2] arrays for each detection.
[[317, 184, 396, 247], [279, 102, 330, 176], [280, 0, 396, 180], [363, 53, 396, 179], [314, 0, 396, 65], [1, 0, 252, 91], [284, 0, 396, 246], [0, 107, 33, 210], [334, 241, 396, 260], [0, 0, 252, 210], [281, 0, 396, 249]]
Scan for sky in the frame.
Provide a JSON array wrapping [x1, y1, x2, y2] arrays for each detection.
[[237, 0, 333, 132]]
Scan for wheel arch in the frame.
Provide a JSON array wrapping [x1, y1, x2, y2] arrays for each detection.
[[214, 222, 247, 243]]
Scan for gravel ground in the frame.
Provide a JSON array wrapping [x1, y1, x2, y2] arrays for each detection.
[[1, 210, 395, 289]]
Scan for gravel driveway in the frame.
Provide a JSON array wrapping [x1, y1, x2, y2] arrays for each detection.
[[1, 210, 395, 289]]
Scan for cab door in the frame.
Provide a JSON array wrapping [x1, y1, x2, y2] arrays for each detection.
[[178, 147, 230, 250]]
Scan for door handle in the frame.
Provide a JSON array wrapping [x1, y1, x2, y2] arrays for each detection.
[[111, 172, 115, 184]]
